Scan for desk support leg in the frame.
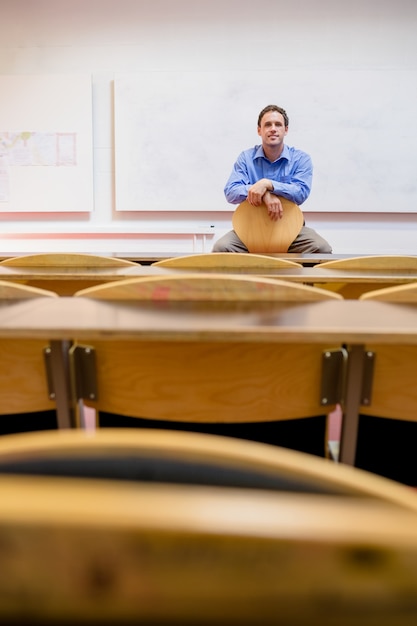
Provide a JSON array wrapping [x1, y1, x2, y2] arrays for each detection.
[[339, 344, 365, 466], [48, 340, 76, 429]]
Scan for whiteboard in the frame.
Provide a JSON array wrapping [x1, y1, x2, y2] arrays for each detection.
[[114, 70, 417, 213], [0, 75, 93, 213]]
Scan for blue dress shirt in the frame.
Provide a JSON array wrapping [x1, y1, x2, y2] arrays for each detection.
[[224, 144, 312, 206]]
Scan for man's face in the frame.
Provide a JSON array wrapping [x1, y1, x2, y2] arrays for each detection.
[[257, 111, 288, 149]]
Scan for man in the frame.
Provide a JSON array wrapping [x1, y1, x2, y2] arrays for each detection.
[[212, 104, 332, 253]]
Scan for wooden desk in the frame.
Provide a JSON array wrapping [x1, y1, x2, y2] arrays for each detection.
[[0, 264, 146, 295], [1, 296, 417, 343], [101, 252, 417, 267], [146, 265, 417, 288], [98, 252, 417, 267], [1, 296, 417, 465], [2, 252, 412, 266], [1, 474, 417, 625], [0, 251, 183, 265], [14, 263, 412, 298]]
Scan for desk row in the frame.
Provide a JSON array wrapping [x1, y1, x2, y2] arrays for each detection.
[[1, 293, 417, 486], [1, 263, 417, 299]]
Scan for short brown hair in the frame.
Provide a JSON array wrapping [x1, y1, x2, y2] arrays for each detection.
[[258, 105, 289, 128]]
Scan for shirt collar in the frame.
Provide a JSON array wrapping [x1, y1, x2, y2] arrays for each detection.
[[254, 144, 289, 163]]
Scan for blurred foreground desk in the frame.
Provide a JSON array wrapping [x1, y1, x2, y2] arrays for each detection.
[[1, 472, 417, 624]]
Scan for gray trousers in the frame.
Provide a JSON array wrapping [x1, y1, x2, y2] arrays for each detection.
[[212, 225, 332, 254]]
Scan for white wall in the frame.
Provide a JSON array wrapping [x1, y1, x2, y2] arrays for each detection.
[[0, 0, 416, 254]]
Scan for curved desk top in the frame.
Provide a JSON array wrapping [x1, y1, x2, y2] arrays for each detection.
[[0, 296, 416, 345], [0, 264, 416, 284]]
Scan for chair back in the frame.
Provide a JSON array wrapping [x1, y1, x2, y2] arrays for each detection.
[[0, 428, 416, 507], [72, 275, 343, 450], [0, 281, 58, 299], [357, 282, 417, 422], [0, 253, 137, 267], [313, 255, 417, 299], [0, 465, 417, 624], [339, 283, 417, 485], [74, 274, 342, 302], [0, 282, 58, 416], [319, 255, 417, 270], [359, 282, 417, 302], [154, 252, 301, 268], [232, 198, 303, 253]]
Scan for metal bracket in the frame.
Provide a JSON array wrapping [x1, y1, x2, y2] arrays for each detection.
[[360, 350, 375, 406], [320, 348, 348, 406], [43, 346, 57, 400], [69, 344, 98, 401], [43, 340, 76, 429]]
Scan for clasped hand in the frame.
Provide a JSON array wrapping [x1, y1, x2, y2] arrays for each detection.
[[247, 179, 283, 221]]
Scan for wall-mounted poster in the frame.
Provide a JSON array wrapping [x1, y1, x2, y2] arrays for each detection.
[[0, 75, 93, 213]]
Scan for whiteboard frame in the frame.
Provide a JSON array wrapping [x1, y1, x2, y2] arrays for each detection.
[[114, 70, 417, 213]]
